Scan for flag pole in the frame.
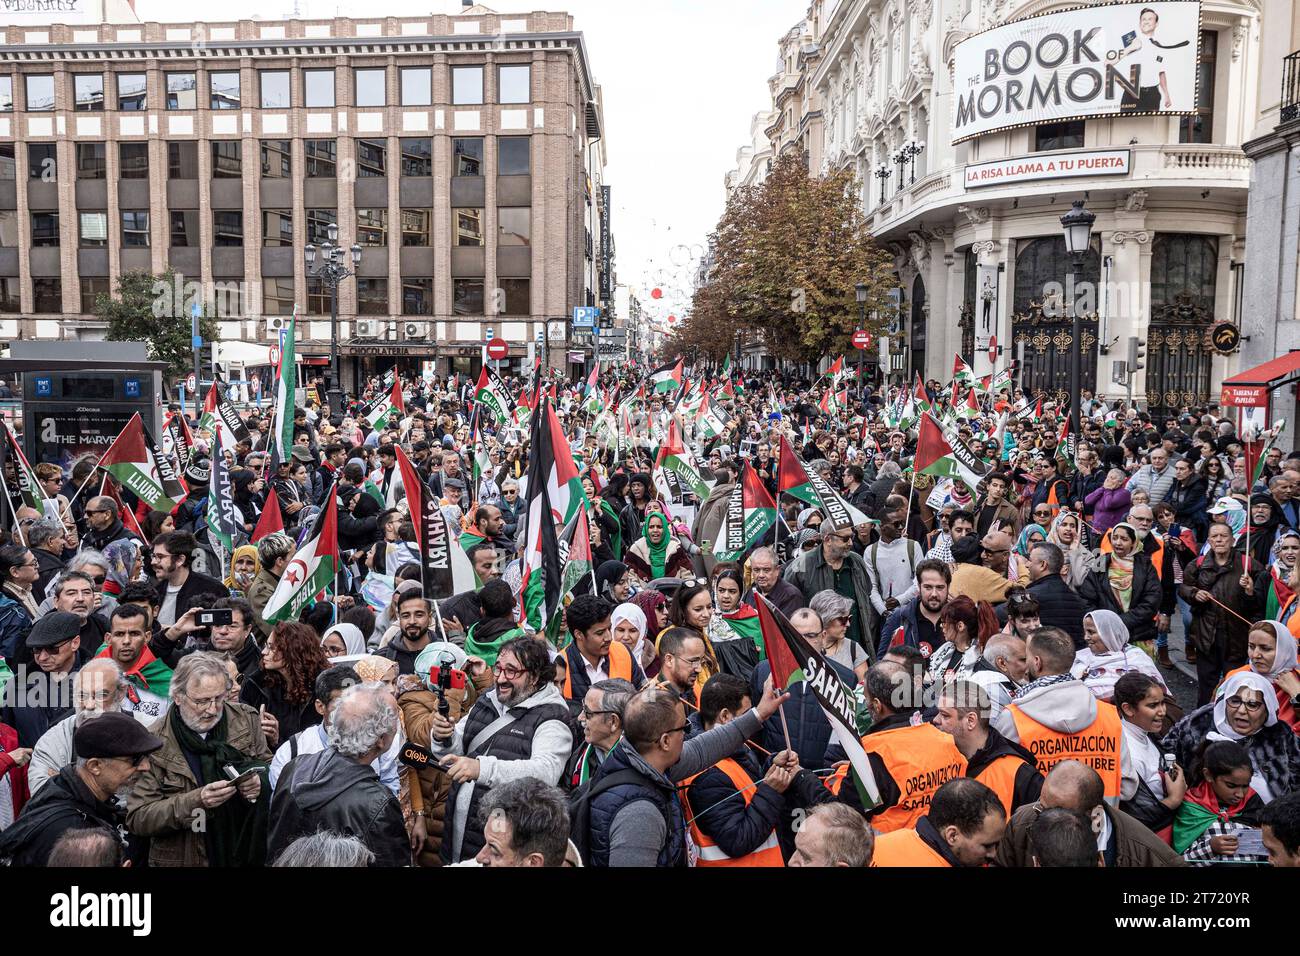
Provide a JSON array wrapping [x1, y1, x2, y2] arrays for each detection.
[[1, 484, 28, 547], [62, 462, 104, 520]]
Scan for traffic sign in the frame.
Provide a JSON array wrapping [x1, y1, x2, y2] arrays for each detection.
[[269, 344, 281, 367], [486, 339, 509, 360], [988, 335, 998, 366], [185, 372, 197, 393], [485, 327, 495, 340], [852, 330, 872, 350], [572, 306, 598, 329]]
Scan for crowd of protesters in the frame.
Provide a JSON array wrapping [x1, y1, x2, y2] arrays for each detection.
[[1, 358, 1300, 870]]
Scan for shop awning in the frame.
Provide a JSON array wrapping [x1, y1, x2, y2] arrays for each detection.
[[1222, 351, 1300, 387]]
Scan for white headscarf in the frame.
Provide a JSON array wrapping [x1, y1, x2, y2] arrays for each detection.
[[1212, 671, 1279, 741], [1072, 610, 1166, 699], [1255, 620, 1299, 679], [322, 623, 367, 658], [611, 602, 649, 662]]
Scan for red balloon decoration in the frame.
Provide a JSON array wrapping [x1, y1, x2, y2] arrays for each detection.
[[651, 288, 663, 300]]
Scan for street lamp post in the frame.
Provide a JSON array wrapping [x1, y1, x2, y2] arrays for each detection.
[[856, 282, 868, 398], [305, 222, 362, 416], [1060, 199, 1096, 443], [874, 164, 891, 205], [892, 147, 907, 191], [900, 140, 926, 184]]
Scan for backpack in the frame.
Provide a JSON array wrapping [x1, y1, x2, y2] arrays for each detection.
[[567, 768, 662, 866]]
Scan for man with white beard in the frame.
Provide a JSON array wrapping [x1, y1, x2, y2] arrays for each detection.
[[27, 659, 154, 794]]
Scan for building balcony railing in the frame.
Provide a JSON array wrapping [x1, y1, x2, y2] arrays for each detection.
[[864, 143, 1252, 236], [1282, 50, 1300, 124]]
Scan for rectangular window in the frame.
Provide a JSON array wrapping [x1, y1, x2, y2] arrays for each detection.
[[260, 70, 290, 109], [121, 210, 149, 247], [304, 139, 336, 177], [498, 137, 530, 175], [170, 210, 197, 247], [402, 277, 432, 315], [260, 139, 291, 178], [262, 209, 292, 247], [498, 207, 530, 246], [400, 138, 431, 176], [0, 76, 12, 112], [119, 142, 148, 179], [400, 67, 431, 106], [453, 137, 483, 176], [1033, 121, 1084, 152], [209, 71, 240, 110], [25, 75, 54, 111], [73, 73, 103, 111], [0, 278, 18, 313], [453, 279, 484, 315], [355, 68, 386, 107], [500, 278, 529, 316], [455, 208, 483, 247], [308, 279, 329, 315], [356, 139, 386, 177], [168, 141, 198, 179], [357, 208, 387, 246], [211, 140, 242, 178], [32, 277, 61, 313], [79, 211, 107, 247], [452, 66, 483, 105], [1180, 31, 1217, 144], [117, 73, 146, 111], [213, 210, 243, 247], [498, 64, 529, 104], [0, 143, 12, 180], [166, 72, 196, 110], [80, 276, 108, 313], [306, 208, 337, 245], [28, 143, 56, 181], [356, 278, 389, 315], [400, 209, 429, 247], [76, 142, 105, 180], [304, 69, 334, 109], [31, 211, 59, 247], [263, 278, 296, 316], [0, 210, 16, 246]]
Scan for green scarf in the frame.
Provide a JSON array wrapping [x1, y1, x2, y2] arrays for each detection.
[[168, 706, 270, 867], [464, 622, 525, 667], [599, 498, 622, 557], [642, 511, 670, 579]]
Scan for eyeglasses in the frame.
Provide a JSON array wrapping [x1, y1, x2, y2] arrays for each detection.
[[493, 662, 526, 679], [89, 575, 106, 587], [33, 637, 75, 655], [1225, 696, 1265, 713], [833, 615, 851, 625], [84, 509, 110, 516], [181, 692, 226, 710], [661, 723, 690, 739], [580, 704, 618, 719]]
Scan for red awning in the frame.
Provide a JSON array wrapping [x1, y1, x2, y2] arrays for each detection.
[[1221, 351, 1300, 387]]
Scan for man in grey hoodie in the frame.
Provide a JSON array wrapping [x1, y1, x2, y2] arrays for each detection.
[[993, 627, 1130, 805], [268, 682, 409, 867]]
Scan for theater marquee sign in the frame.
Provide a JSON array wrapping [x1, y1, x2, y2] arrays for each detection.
[[964, 149, 1131, 188], [951, 0, 1201, 144]]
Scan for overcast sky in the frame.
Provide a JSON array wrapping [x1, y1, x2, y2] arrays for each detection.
[[135, 0, 808, 323]]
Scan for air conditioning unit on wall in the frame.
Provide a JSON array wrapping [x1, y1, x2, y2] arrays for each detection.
[[404, 321, 429, 340], [355, 319, 380, 338], [265, 316, 287, 339]]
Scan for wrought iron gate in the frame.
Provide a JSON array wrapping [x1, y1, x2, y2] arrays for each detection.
[[1147, 296, 1215, 416]]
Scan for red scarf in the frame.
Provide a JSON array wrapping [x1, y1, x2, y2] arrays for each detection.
[[1183, 779, 1255, 822]]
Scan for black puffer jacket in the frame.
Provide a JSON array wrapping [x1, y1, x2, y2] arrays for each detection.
[[268, 747, 409, 866], [1077, 551, 1163, 644]]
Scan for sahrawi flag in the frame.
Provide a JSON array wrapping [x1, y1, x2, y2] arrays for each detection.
[[776, 435, 866, 532], [914, 412, 989, 496], [363, 379, 405, 429], [264, 481, 339, 623], [649, 358, 684, 394], [205, 424, 238, 557], [99, 412, 188, 513], [475, 366, 515, 426], [696, 391, 726, 442], [519, 399, 586, 631], [756, 592, 879, 807], [272, 308, 298, 469], [952, 353, 975, 390], [655, 419, 712, 500], [713, 461, 777, 561]]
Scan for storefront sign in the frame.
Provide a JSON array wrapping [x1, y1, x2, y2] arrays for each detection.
[[964, 149, 1130, 188], [951, 1, 1201, 144], [1220, 385, 1267, 408]]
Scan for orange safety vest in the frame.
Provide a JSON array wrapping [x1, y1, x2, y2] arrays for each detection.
[[1009, 699, 1123, 798], [1099, 530, 1166, 581], [871, 827, 951, 867], [857, 723, 968, 833], [972, 753, 1032, 818], [562, 640, 633, 701], [682, 758, 783, 867]]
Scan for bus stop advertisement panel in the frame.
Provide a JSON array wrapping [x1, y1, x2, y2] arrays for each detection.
[[23, 370, 161, 472]]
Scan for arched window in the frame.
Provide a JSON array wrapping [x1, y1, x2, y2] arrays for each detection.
[[1150, 234, 1218, 313], [1013, 236, 1100, 315]]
